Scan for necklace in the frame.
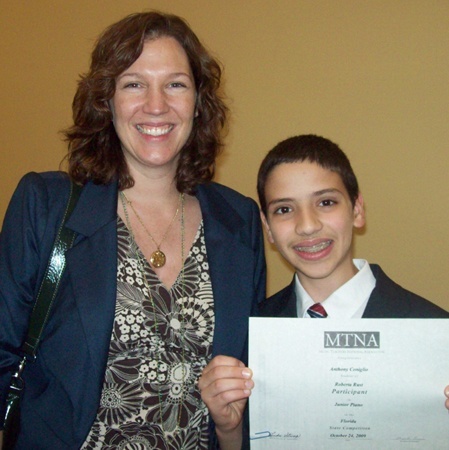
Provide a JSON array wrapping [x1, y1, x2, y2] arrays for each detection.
[[120, 191, 188, 440], [120, 191, 181, 268]]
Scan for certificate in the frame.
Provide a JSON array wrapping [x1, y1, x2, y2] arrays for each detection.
[[249, 318, 449, 449]]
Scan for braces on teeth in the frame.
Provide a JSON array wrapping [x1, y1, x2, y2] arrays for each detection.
[[296, 241, 331, 253]]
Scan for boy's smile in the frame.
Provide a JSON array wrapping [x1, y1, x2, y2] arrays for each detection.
[[261, 161, 365, 300]]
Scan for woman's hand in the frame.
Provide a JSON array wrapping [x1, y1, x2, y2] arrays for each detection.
[[199, 355, 254, 449]]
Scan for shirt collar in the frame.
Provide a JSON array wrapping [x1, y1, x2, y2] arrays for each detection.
[[296, 259, 376, 318]]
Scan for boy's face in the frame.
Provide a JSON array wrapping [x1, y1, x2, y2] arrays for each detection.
[[261, 161, 365, 294]]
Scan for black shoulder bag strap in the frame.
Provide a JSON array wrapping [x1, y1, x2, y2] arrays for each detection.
[[3, 180, 82, 450], [21, 180, 82, 358]]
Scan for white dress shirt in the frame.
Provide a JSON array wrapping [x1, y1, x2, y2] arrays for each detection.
[[296, 259, 376, 318]]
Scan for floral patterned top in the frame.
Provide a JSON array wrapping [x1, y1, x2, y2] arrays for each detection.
[[82, 217, 215, 449]]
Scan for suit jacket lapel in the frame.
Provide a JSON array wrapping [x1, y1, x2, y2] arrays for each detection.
[[362, 264, 411, 318], [196, 184, 256, 359], [278, 278, 298, 317], [261, 277, 298, 317], [64, 181, 118, 379]]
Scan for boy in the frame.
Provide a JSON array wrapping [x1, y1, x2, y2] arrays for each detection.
[[257, 134, 449, 319], [198, 135, 449, 449]]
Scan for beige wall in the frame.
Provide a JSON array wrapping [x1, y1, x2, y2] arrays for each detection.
[[1, 0, 448, 310]]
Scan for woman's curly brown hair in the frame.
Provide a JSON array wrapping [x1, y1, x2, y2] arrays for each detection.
[[63, 11, 228, 194]]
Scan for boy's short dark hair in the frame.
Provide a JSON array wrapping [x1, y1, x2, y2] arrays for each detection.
[[257, 134, 360, 215]]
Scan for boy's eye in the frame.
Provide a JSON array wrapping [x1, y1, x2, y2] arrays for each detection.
[[274, 206, 292, 215], [320, 199, 336, 207]]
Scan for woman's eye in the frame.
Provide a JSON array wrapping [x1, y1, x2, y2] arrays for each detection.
[[169, 82, 187, 88], [124, 82, 140, 88]]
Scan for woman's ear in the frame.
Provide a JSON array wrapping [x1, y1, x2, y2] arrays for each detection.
[[107, 100, 115, 122], [194, 94, 200, 118]]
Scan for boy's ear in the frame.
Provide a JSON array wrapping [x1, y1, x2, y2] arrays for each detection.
[[353, 193, 366, 229], [260, 211, 275, 244]]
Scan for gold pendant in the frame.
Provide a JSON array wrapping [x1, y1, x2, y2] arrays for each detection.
[[150, 249, 166, 268]]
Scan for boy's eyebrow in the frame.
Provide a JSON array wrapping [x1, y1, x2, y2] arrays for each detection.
[[312, 188, 344, 197], [266, 197, 293, 208], [266, 188, 345, 208]]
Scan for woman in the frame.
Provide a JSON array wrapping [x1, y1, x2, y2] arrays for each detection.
[[0, 12, 264, 450]]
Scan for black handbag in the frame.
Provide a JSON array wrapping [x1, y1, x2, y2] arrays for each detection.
[[2, 181, 82, 450]]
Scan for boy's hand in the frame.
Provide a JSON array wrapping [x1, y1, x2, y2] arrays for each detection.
[[198, 355, 254, 449], [445, 385, 449, 410]]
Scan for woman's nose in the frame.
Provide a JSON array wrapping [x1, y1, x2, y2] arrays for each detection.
[[142, 87, 169, 115]]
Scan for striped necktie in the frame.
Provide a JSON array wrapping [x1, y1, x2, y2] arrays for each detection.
[[307, 303, 328, 318]]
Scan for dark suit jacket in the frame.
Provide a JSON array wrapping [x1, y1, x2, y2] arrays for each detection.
[[0, 171, 266, 449], [260, 264, 449, 318]]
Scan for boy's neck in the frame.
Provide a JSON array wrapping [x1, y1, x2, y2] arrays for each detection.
[[297, 261, 359, 303]]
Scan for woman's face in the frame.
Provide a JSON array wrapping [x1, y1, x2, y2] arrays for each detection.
[[111, 36, 196, 179]]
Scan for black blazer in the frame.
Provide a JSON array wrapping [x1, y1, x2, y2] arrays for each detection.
[[0, 172, 266, 449], [260, 264, 449, 318]]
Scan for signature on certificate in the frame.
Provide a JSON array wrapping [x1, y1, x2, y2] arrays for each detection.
[[250, 431, 301, 441], [393, 436, 425, 443]]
